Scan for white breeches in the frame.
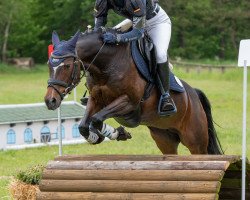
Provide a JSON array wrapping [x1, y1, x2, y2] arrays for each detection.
[[145, 7, 171, 63]]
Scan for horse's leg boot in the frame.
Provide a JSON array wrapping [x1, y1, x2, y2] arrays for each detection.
[[80, 96, 89, 106], [80, 90, 88, 106], [156, 62, 177, 116]]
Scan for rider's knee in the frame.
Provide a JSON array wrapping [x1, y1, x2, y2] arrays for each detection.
[[156, 51, 167, 64]]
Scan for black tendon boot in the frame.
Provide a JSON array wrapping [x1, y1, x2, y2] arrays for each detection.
[[156, 62, 177, 116], [80, 90, 88, 106]]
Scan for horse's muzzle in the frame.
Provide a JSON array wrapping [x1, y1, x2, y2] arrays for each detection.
[[44, 96, 60, 110]]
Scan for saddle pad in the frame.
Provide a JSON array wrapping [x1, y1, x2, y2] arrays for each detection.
[[169, 72, 185, 93], [131, 41, 154, 82], [131, 41, 184, 93]]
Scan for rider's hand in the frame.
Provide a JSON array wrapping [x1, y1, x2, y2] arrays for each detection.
[[102, 32, 117, 44]]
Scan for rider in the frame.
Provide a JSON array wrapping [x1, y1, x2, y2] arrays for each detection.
[[94, 0, 177, 116]]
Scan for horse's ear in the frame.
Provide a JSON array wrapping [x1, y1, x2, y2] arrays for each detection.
[[52, 31, 60, 46], [68, 30, 80, 47]]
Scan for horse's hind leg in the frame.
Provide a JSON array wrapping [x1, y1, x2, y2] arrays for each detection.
[[149, 127, 180, 154], [182, 128, 209, 154]]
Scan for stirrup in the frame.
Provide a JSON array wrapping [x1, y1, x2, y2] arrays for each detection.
[[158, 92, 177, 116]]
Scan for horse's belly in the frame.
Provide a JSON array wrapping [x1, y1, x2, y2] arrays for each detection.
[[114, 107, 142, 128], [114, 117, 139, 128]]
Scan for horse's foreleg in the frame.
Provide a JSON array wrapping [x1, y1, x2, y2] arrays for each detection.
[[93, 94, 135, 122], [90, 94, 135, 140], [78, 97, 106, 144]]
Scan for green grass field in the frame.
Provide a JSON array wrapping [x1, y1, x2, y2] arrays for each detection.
[[0, 63, 249, 198]]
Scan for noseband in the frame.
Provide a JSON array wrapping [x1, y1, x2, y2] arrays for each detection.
[[47, 53, 83, 100]]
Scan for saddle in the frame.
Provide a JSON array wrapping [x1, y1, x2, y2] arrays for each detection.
[[130, 36, 185, 95]]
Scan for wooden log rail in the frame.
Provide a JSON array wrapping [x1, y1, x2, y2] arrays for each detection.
[[37, 155, 250, 200]]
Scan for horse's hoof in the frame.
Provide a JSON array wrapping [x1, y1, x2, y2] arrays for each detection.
[[116, 126, 132, 141]]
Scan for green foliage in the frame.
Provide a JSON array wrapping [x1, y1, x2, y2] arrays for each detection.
[[165, 0, 250, 60], [0, 0, 250, 62], [15, 165, 44, 185]]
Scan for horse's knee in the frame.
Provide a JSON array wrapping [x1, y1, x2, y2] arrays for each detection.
[[155, 48, 167, 63]]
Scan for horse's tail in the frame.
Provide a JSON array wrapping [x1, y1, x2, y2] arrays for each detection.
[[195, 88, 224, 154]]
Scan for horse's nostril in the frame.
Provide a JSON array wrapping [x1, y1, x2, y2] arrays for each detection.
[[50, 98, 57, 105], [51, 98, 56, 103], [45, 97, 57, 109]]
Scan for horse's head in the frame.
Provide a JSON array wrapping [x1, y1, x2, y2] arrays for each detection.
[[44, 31, 83, 110]]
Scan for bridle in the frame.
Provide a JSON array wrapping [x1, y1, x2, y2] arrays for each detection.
[[47, 53, 84, 100]]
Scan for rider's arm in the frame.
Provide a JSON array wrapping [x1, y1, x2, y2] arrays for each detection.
[[94, 0, 109, 29], [115, 16, 145, 43], [132, 17, 145, 28], [102, 0, 146, 43], [116, 0, 147, 42], [116, 28, 144, 43], [95, 16, 108, 29]]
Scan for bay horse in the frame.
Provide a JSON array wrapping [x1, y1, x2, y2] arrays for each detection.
[[44, 29, 223, 155]]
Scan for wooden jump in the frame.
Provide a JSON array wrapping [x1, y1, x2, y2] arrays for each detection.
[[37, 155, 250, 200]]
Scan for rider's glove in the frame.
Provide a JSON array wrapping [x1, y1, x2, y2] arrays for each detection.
[[102, 32, 117, 44]]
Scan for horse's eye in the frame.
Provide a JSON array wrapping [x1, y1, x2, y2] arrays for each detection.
[[65, 64, 71, 69]]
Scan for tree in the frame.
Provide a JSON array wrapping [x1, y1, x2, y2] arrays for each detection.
[[1, 0, 250, 63], [0, 0, 14, 62]]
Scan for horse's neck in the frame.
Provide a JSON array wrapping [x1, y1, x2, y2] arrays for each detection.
[[93, 43, 131, 75]]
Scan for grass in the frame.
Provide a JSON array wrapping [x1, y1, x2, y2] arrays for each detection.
[[0, 64, 87, 104], [0, 62, 249, 198]]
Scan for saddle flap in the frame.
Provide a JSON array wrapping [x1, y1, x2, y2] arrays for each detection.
[[131, 40, 154, 82], [131, 40, 185, 93], [138, 36, 153, 60]]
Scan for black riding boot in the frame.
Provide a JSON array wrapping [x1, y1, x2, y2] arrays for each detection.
[[156, 62, 177, 116]]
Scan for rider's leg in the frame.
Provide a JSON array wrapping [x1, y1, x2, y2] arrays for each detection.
[[145, 7, 176, 116], [157, 61, 177, 116]]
